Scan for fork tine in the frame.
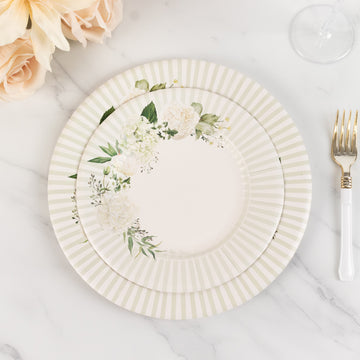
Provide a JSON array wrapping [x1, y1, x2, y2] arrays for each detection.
[[332, 109, 339, 154], [339, 110, 345, 153], [345, 110, 352, 153], [351, 110, 358, 153]]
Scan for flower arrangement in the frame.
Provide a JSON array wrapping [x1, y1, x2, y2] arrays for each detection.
[[0, 0, 123, 102]]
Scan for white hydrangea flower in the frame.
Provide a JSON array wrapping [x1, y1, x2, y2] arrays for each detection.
[[121, 88, 146, 103], [97, 192, 137, 233], [110, 154, 140, 177], [160, 103, 200, 139], [121, 115, 159, 164]]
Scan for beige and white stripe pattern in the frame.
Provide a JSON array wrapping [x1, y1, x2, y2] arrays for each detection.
[[75, 88, 285, 293], [48, 59, 312, 319]]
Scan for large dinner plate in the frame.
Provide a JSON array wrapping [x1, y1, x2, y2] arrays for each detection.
[[48, 59, 311, 319]]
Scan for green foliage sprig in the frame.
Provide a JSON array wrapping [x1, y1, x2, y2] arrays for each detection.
[[88, 140, 121, 164], [125, 219, 163, 259]]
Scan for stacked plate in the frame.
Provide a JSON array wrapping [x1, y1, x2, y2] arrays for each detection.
[[48, 59, 312, 319]]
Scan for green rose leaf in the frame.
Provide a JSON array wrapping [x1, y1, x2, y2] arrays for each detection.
[[122, 177, 131, 184], [195, 129, 202, 139], [165, 128, 178, 138], [99, 106, 115, 124], [196, 122, 215, 136], [150, 83, 166, 92], [135, 79, 149, 91], [68, 173, 77, 179], [88, 156, 112, 163], [200, 113, 219, 125], [191, 102, 203, 115], [141, 101, 158, 123]]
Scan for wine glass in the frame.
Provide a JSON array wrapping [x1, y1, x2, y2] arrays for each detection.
[[289, 2, 355, 64]]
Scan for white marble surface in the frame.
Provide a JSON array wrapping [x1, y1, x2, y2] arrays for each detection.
[[1, 0, 360, 359]]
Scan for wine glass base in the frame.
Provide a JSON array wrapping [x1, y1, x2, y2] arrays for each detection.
[[290, 4, 354, 64]]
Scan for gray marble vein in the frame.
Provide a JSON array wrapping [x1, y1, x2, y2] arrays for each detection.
[[0, 344, 22, 360]]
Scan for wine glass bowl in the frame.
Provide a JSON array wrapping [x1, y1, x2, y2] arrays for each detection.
[[290, 4, 354, 64]]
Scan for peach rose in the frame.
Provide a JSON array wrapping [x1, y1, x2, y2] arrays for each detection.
[[0, 34, 47, 102], [62, 0, 123, 47]]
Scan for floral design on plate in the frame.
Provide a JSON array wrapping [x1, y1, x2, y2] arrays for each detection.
[[68, 78, 181, 243], [86, 99, 224, 259]]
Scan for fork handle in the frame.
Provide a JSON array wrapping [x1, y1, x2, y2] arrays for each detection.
[[339, 188, 354, 281]]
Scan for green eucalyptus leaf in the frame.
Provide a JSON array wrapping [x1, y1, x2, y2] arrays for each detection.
[[128, 236, 133, 254], [99, 106, 115, 124], [195, 129, 202, 139], [141, 101, 158, 123], [99, 144, 116, 157], [68, 173, 77, 179], [148, 249, 156, 260], [135, 79, 149, 91], [99, 146, 111, 156], [88, 157, 112, 163], [150, 83, 166, 92], [107, 142, 118, 156], [142, 241, 153, 246], [191, 102, 203, 115]]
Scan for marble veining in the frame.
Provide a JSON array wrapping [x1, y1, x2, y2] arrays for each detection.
[[0, 344, 23, 360]]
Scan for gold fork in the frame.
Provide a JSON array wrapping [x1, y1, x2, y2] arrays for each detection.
[[331, 110, 358, 281]]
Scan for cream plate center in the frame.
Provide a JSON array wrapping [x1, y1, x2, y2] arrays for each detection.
[[129, 137, 248, 257]]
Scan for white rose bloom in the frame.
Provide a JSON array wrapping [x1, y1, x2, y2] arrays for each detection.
[[110, 154, 140, 177], [160, 103, 200, 139], [121, 88, 146, 103], [97, 192, 137, 233]]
